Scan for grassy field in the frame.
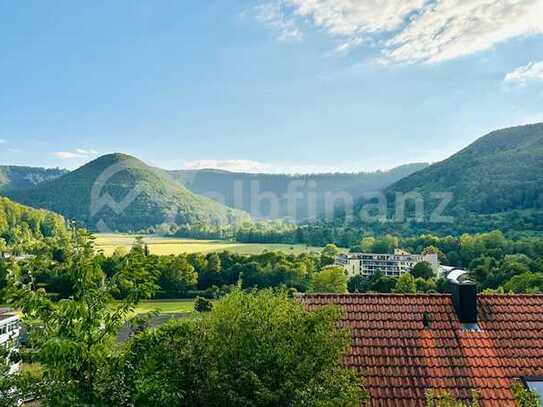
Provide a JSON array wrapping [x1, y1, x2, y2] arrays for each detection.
[[2, 300, 200, 318], [94, 233, 326, 256], [134, 299, 199, 314]]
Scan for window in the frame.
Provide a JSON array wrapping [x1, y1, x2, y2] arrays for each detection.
[[522, 378, 543, 399]]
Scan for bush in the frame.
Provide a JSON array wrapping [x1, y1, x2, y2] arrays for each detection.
[[425, 389, 479, 407], [107, 289, 368, 406], [194, 297, 213, 313]]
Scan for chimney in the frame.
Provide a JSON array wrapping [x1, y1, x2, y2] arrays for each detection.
[[447, 269, 477, 324]]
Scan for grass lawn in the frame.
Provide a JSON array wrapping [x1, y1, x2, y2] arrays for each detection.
[[134, 299, 199, 314], [3, 300, 201, 316], [94, 233, 326, 256]]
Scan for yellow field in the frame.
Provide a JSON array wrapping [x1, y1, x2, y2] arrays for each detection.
[[94, 233, 325, 256]]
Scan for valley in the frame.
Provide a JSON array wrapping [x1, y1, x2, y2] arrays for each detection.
[[4, 5, 543, 404]]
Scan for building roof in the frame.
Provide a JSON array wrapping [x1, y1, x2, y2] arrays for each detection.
[[301, 293, 543, 407], [0, 310, 17, 323]]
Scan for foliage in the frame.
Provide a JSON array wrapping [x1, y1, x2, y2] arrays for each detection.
[[0, 197, 66, 246], [425, 390, 479, 407], [347, 271, 397, 294], [35, 244, 325, 299], [194, 296, 213, 312], [411, 261, 435, 279], [29, 228, 543, 298], [321, 243, 340, 266], [104, 289, 368, 406], [157, 255, 197, 297], [511, 381, 542, 407], [309, 265, 348, 293], [9, 229, 157, 406], [393, 273, 417, 293], [504, 273, 543, 293]]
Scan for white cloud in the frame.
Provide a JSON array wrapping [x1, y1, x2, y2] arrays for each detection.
[[51, 149, 99, 160], [51, 152, 82, 159], [181, 159, 394, 174], [288, 0, 426, 36], [74, 148, 98, 155], [254, 2, 303, 41], [0, 139, 6, 144], [386, 0, 543, 63], [182, 159, 274, 173], [258, 0, 543, 63], [505, 61, 543, 83]]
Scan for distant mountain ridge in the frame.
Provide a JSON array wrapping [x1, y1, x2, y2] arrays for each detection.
[[0, 166, 67, 192], [0, 157, 429, 227], [5, 154, 251, 233], [168, 163, 429, 221], [5, 123, 542, 235]]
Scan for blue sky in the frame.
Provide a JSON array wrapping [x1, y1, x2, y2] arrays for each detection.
[[1, 0, 543, 173]]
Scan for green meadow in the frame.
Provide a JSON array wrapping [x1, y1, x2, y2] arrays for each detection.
[[133, 299, 200, 315]]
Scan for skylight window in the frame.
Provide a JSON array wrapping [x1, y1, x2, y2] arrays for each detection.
[[523, 378, 543, 400]]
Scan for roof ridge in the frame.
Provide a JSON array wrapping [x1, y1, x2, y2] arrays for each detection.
[[303, 293, 543, 297], [479, 293, 543, 297], [302, 293, 451, 297]]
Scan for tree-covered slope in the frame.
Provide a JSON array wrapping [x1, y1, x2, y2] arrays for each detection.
[[0, 196, 66, 242], [386, 123, 543, 214], [5, 154, 251, 232], [0, 166, 67, 192], [168, 163, 428, 221], [342, 123, 543, 235]]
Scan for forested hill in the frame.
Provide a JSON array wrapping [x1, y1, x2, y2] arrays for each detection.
[[371, 123, 543, 234], [386, 123, 543, 213], [0, 166, 67, 192], [5, 154, 251, 233], [168, 163, 428, 221], [0, 196, 66, 242]]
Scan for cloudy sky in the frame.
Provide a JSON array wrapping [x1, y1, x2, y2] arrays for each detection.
[[1, 0, 542, 173]]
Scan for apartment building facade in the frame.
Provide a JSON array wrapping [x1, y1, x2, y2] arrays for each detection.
[[336, 249, 439, 278], [0, 311, 21, 374]]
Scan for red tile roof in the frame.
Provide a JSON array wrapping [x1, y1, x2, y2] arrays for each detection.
[[302, 294, 543, 407]]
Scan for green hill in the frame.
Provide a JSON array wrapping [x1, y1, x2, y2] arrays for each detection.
[[5, 154, 251, 232], [168, 163, 428, 221], [364, 123, 543, 234], [0, 166, 67, 192], [386, 123, 543, 212]]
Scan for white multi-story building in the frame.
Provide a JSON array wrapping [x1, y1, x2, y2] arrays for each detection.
[[0, 311, 21, 374], [336, 249, 440, 278]]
